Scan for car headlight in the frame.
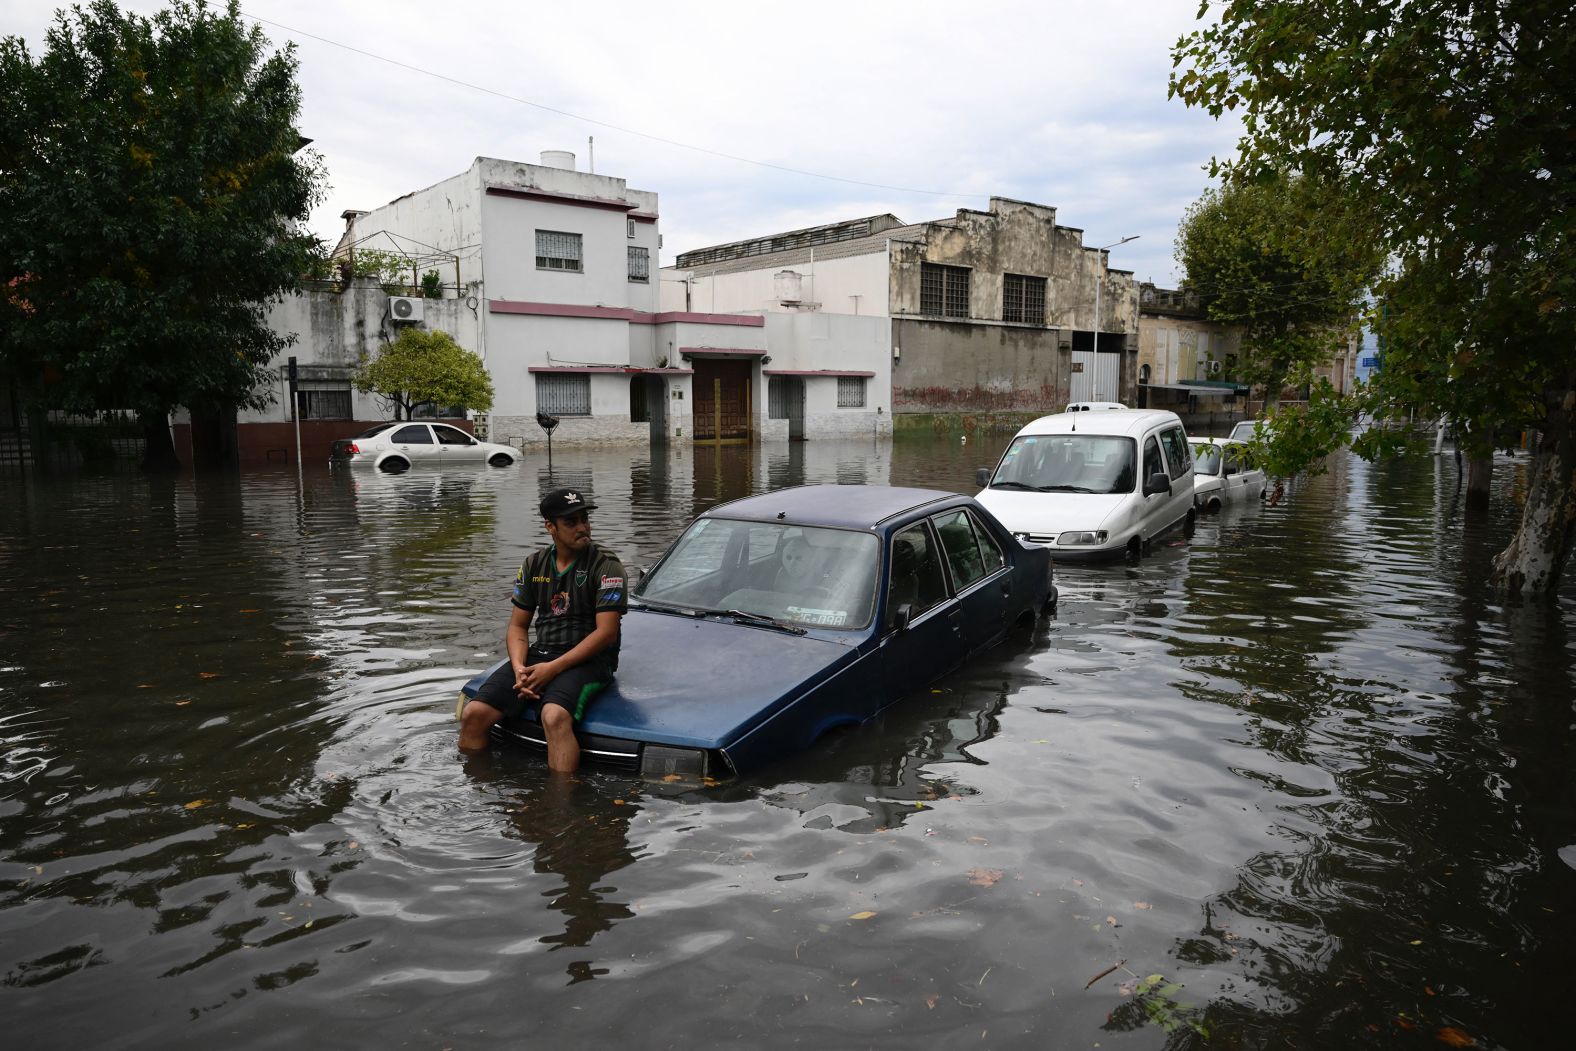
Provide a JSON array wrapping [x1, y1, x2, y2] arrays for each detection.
[[1057, 530, 1108, 546]]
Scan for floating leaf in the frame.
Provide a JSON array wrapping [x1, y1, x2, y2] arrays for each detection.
[[849, 911, 877, 921], [925, 993, 939, 1009], [199, 672, 220, 679], [967, 868, 1004, 887], [1107, 915, 1121, 927], [662, 774, 683, 783], [1134, 901, 1152, 909], [184, 799, 211, 810], [175, 700, 191, 706], [239, 608, 260, 614], [1435, 1027, 1474, 1047]]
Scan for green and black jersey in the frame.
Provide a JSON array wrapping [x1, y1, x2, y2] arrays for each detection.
[[511, 542, 628, 665]]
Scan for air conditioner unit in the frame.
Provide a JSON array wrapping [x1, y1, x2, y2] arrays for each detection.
[[389, 296, 424, 323], [1205, 359, 1222, 376]]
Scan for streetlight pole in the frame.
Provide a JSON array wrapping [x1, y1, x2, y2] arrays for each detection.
[[1091, 235, 1140, 366]]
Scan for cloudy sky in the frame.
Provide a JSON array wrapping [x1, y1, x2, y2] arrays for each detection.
[[2, 0, 1244, 285]]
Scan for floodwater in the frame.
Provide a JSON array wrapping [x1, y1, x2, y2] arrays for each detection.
[[1, 435, 1573, 1049]]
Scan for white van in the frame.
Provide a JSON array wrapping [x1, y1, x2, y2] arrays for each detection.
[[974, 409, 1196, 560], [1065, 401, 1127, 413]]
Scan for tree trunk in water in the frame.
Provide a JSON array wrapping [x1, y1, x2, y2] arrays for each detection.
[[1492, 371, 1576, 598], [1465, 455, 1494, 511], [140, 410, 180, 473]]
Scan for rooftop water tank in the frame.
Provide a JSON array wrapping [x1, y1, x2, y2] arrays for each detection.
[[775, 269, 803, 303], [539, 150, 576, 171]]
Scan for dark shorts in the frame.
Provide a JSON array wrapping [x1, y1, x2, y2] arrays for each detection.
[[472, 648, 612, 722]]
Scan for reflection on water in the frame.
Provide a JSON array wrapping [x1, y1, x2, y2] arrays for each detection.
[[1, 438, 1573, 1048]]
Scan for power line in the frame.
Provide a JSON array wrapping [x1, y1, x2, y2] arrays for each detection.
[[240, 9, 985, 201]]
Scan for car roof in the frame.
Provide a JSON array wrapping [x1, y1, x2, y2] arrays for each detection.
[[702, 484, 966, 530], [1014, 408, 1184, 438], [1192, 436, 1247, 446]]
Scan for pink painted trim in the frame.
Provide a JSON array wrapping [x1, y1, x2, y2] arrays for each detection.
[[763, 369, 877, 378], [644, 311, 764, 327], [485, 185, 635, 212], [680, 347, 767, 357], [489, 301, 766, 327], [527, 365, 695, 375], [491, 301, 632, 320]]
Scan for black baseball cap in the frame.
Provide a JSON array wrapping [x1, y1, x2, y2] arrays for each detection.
[[540, 487, 597, 519]]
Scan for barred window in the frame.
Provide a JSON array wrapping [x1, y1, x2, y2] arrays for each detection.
[[920, 263, 970, 318], [628, 245, 650, 282], [535, 230, 583, 272], [1003, 273, 1047, 324], [837, 376, 867, 408], [297, 383, 351, 420], [535, 373, 591, 416]]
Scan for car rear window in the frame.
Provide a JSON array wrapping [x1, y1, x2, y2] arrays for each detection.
[[355, 423, 397, 439]]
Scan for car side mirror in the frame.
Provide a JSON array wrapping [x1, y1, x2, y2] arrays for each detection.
[[1144, 472, 1171, 496], [975, 468, 991, 487], [891, 604, 913, 633]]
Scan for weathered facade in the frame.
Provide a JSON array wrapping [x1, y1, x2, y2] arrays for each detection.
[[662, 197, 1141, 423], [1136, 282, 1361, 421]]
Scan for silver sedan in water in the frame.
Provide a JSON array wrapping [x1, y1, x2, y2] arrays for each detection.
[[329, 421, 519, 473]]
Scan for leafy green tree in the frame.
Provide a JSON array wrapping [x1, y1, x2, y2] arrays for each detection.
[[354, 327, 494, 421], [1175, 173, 1378, 410], [1173, 0, 1575, 597], [0, 0, 325, 470]]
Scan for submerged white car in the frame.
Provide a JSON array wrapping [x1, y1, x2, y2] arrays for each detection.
[[974, 409, 1196, 560], [1191, 437, 1267, 511], [329, 421, 519, 472]]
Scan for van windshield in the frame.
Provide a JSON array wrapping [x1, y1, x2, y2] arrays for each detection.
[[988, 435, 1138, 494]]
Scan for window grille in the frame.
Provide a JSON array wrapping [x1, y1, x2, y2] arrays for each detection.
[[837, 376, 866, 408], [628, 245, 650, 282], [535, 230, 583, 272], [297, 384, 351, 420], [1002, 273, 1047, 324], [920, 263, 970, 318], [535, 373, 591, 416]]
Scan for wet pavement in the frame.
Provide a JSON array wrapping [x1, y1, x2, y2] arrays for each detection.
[[1, 434, 1573, 1048]]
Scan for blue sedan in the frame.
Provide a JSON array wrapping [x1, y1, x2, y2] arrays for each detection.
[[458, 484, 1056, 778]]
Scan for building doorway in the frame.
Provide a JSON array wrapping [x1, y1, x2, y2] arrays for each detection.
[[768, 375, 806, 440], [692, 359, 752, 443]]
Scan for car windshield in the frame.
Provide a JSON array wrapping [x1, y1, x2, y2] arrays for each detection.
[[634, 519, 879, 629], [988, 434, 1137, 494], [1192, 444, 1223, 476], [354, 423, 398, 439], [1229, 420, 1268, 442]]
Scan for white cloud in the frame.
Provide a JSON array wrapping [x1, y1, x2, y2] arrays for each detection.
[[0, 0, 1242, 284]]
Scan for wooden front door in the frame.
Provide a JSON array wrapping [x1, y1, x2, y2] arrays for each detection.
[[692, 359, 753, 443]]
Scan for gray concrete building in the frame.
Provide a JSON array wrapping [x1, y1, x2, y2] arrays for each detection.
[[661, 197, 1140, 426]]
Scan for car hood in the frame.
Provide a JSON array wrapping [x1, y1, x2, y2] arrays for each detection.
[[974, 488, 1129, 535], [578, 608, 859, 750]]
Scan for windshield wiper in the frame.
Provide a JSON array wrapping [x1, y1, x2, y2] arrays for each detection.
[[722, 609, 808, 635], [1039, 484, 1099, 493], [628, 598, 705, 617], [989, 480, 1039, 490]]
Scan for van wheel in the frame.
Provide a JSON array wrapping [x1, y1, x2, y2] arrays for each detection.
[[1127, 536, 1143, 560], [1185, 509, 1198, 535], [488, 453, 513, 467], [380, 457, 410, 474], [1208, 498, 1221, 513]]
